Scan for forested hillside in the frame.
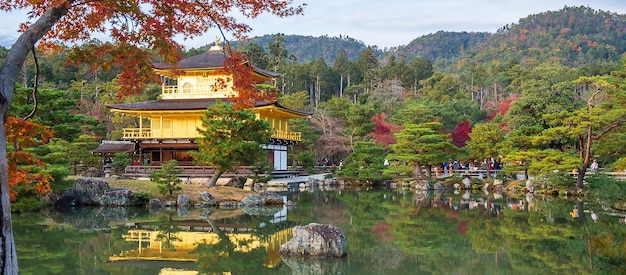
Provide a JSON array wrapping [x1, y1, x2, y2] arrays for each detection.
[[184, 34, 374, 65], [389, 6, 626, 71]]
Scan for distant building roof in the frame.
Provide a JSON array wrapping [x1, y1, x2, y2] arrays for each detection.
[[93, 141, 135, 154]]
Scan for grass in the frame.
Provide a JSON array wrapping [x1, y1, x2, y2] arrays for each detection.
[[100, 177, 255, 202]]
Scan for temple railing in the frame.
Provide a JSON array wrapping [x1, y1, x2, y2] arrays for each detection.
[[121, 128, 301, 141]]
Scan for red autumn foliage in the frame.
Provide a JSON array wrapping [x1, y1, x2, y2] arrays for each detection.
[[5, 117, 54, 201], [486, 94, 518, 121], [369, 113, 402, 148], [3, 0, 304, 97], [450, 120, 472, 148], [221, 50, 279, 109], [371, 221, 395, 241]]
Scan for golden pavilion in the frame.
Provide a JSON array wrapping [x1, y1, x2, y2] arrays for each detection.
[[99, 41, 310, 173]]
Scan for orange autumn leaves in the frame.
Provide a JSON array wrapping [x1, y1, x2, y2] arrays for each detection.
[[2, 0, 303, 98], [221, 51, 279, 109], [5, 117, 54, 201]]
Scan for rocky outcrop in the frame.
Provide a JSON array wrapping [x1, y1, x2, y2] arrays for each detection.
[[65, 177, 110, 205], [81, 167, 103, 178], [279, 223, 347, 258], [177, 194, 190, 208], [149, 198, 164, 209], [100, 188, 133, 206], [58, 178, 136, 207], [225, 176, 247, 188], [259, 191, 284, 204], [198, 191, 218, 207], [239, 194, 265, 207]]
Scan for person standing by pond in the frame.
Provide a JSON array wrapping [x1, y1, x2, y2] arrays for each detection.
[[590, 159, 599, 173]]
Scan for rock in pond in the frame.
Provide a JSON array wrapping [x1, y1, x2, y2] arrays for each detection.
[[279, 223, 347, 258]]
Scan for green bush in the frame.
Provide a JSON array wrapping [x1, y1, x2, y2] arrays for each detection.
[[149, 159, 183, 197], [131, 192, 153, 206]]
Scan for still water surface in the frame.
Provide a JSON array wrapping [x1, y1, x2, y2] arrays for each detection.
[[13, 188, 626, 274]]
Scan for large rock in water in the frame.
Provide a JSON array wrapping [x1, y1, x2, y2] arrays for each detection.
[[279, 223, 347, 258], [65, 177, 110, 205]]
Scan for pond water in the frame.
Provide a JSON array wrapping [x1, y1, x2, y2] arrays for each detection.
[[13, 187, 626, 274]]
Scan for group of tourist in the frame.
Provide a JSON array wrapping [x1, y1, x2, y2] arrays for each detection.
[[442, 159, 503, 174]]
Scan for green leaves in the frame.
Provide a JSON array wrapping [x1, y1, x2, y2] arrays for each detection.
[[190, 100, 271, 175], [149, 159, 182, 197]]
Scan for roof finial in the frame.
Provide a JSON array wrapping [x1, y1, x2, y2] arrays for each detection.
[[209, 36, 223, 51]]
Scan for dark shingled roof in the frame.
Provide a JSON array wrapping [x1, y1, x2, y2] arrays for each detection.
[[93, 141, 135, 153], [107, 99, 221, 111], [154, 50, 227, 70], [153, 49, 279, 78], [107, 99, 313, 116]]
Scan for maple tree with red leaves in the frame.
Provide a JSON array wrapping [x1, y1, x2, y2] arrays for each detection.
[[486, 94, 518, 122], [449, 120, 472, 148], [5, 117, 54, 202], [0, 0, 304, 272], [369, 113, 402, 148]]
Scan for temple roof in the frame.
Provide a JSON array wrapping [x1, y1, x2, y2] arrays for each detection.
[[92, 141, 135, 154], [152, 47, 279, 78], [107, 99, 312, 116]]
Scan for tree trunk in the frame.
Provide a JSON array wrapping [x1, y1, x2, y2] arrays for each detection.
[[0, 5, 70, 273], [207, 171, 224, 187], [415, 163, 428, 180]]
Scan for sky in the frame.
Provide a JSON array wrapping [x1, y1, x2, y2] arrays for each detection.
[[1, 0, 626, 49]]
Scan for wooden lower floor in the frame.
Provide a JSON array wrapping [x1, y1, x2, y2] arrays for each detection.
[[95, 139, 294, 171]]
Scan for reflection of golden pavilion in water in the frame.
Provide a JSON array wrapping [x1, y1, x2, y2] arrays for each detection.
[[109, 219, 292, 269]]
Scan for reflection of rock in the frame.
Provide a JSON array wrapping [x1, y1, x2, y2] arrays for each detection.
[[259, 191, 283, 205], [240, 206, 282, 216], [413, 190, 429, 202], [412, 180, 430, 190], [279, 223, 347, 258], [50, 207, 147, 230], [433, 182, 449, 196], [53, 195, 77, 209], [281, 256, 346, 275], [462, 177, 471, 189]]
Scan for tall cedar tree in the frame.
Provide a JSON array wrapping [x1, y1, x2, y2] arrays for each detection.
[[0, 1, 303, 272], [190, 101, 271, 187]]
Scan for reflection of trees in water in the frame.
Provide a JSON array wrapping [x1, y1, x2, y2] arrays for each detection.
[[154, 213, 182, 251], [576, 200, 626, 273], [303, 188, 626, 274], [191, 218, 270, 274]]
